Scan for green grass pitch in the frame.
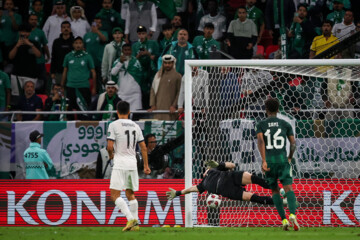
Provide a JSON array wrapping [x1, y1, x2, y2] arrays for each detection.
[[0, 227, 359, 240]]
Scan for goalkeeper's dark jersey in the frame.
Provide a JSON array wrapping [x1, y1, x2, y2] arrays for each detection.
[[196, 168, 245, 200], [255, 116, 294, 164]]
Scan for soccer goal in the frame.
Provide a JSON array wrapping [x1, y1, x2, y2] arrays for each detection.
[[183, 59, 360, 228]]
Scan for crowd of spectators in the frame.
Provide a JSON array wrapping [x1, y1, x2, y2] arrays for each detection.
[[0, 0, 359, 123]]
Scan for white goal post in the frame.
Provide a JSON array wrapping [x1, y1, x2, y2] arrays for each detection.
[[184, 59, 360, 228]]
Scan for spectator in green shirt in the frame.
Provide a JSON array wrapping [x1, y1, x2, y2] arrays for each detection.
[[193, 22, 220, 59], [0, 70, 11, 121], [132, 25, 159, 109], [61, 36, 96, 120], [0, 0, 22, 65], [95, 0, 124, 41], [29, 13, 50, 93], [245, 0, 265, 45], [158, 23, 174, 55], [84, 17, 108, 94], [326, 0, 345, 25], [29, 0, 45, 28]]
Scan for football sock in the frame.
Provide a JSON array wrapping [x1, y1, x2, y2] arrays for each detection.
[[286, 190, 297, 214], [115, 197, 133, 221], [250, 194, 274, 205], [251, 175, 270, 189], [129, 199, 139, 221], [273, 193, 286, 220]]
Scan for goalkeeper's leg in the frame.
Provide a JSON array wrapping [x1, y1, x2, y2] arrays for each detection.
[[241, 172, 270, 189], [243, 192, 273, 205]]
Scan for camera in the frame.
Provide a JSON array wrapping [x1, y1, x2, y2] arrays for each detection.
[[92, 22, 97, 27], [20, 34, 25, 40], [139, 47, 145, 52]]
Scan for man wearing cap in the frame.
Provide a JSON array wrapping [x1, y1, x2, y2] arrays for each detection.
[[91, 80, 121, 120], [148, 54, 181, 120], [24, 130, 54, 179], [111, 43, 144, 111], [326, 0, 345, 25], [159, 29, 198, 76], [132, 25, 159, 109], [102, 27, 126, 83], [192, 22, 220, 59]]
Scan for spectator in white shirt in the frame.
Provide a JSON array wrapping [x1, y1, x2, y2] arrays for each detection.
[[70, 6, 90, 38], [198, 0, 226, 41], [42, 1, 71, 57], [332, 9, 356, 58]]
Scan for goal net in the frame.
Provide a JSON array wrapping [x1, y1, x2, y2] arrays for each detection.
[[183, 59, 360, 228]]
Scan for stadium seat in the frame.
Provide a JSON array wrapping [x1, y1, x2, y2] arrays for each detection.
[[37, 94, 48, 108], [265, 45, 279, 59], [256, 45, 264, 56]]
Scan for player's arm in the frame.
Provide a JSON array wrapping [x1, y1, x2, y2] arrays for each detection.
[[166, 186, 199, 200], [257, 132, 269, 172], [139, 141, 151, 175], [287, 135, 296, 162], [107, 139, 115, 160]]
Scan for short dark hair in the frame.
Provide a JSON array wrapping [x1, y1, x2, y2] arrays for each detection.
[[297, 3, 308, 10], [162, 23, 173, 31], [238, 6, 247, 12], [117, 101, 130, 114], [32, 0, 42, 5], [28, 13, 38, 20], [52, 83, 62, 89], [265, 98, 280, 113], [18, 24, 32, 33], [323, 19, 333, 27], [61, 20, 71, 27], [204, 22, 215, 29], [74, 36, 83, 42], [206, 0, 218, 7], [345, 9, 354, 15], [122, 43, 131, 48], [144, 133, 156, 146]]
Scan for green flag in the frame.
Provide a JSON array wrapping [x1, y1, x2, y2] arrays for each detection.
[[150, 0, 177, 20]]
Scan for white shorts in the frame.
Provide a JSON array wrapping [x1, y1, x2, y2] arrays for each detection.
[[110, 169, 139, 191]]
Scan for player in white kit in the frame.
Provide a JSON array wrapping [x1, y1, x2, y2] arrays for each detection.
[[107, 101, 151, 231]]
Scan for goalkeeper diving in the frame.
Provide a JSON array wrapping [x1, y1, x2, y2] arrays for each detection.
[[166, 160, 275, 205]]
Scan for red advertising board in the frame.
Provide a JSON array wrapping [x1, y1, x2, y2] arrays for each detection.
[[0, 180, 185, 227], [0, 179, 359, 227]]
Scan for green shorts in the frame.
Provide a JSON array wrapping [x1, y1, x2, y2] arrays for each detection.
[[265, 162, 293, 190]]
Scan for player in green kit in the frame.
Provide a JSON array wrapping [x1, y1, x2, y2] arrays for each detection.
[[255, 98, 300, 231]]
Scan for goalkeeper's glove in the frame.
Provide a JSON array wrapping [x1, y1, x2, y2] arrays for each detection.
[[205, 160, 219, 169], [166, 188, 181, 200]]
